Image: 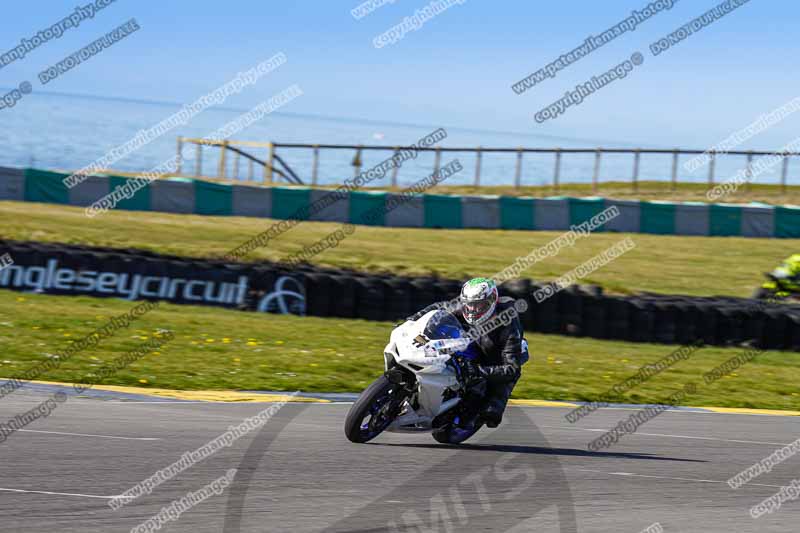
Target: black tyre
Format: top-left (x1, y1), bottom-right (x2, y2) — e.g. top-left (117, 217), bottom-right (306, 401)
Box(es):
top-left (304, 273), bottom-right (334, 317)
top-left (432, 420), bottom-right (482, 445)
top-left (354, 278), bottom-right (388, 321)
top-left (410, 278), bottom-right (438, 312)
top-left (330, 276), bottom-right (357, 318)
top-left (344, 375), bottom-right (404, 443)
top-left (385, 278), bottom-right (415, 322)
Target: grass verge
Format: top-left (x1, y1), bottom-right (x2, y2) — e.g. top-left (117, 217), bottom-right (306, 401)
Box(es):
top-left (2, 201), bottom-right (795, 297)
top-left (1, 289), bottom-right (797, 411)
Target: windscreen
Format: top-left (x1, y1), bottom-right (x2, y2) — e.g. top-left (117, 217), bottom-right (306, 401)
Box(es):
top-left (422, 310), bottom-right (465, 340)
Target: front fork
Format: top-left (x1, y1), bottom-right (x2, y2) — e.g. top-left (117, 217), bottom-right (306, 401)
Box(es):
top-left (383, 367), bottom-right (417, 414)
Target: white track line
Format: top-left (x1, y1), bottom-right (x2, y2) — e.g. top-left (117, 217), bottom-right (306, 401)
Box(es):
top-left (18, 429), bottom-right (160, 441)
top-left (0, 487), bottom-right (116, 499)
top-left (573, 468), bottom-right (784, 489)
top-left (541, 425), bottom-right (789, 446)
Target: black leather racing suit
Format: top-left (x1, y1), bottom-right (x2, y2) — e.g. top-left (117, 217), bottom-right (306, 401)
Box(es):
top-left (407, 297), bottom-right (525, 425)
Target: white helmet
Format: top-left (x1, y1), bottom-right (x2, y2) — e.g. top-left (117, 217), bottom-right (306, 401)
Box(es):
top-left (460, 277), bottom-right (498, 325)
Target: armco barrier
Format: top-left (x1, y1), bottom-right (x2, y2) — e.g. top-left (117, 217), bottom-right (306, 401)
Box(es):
top-left (2, 166), bottom-right (800, 238)
top-left (2, 240), bottom-right (799, 351)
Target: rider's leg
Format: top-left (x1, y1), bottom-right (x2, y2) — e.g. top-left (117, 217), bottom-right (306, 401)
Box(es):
top-left (480, 377), bottom-right (519, 428)
top-left (481, 340), bottom-right (527, 427)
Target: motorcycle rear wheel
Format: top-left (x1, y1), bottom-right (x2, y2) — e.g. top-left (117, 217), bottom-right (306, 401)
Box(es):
top-left (432, 416), bottom-right (483, 445)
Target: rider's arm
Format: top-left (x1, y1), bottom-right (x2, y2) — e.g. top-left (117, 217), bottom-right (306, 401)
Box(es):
top-left (481, 318), bottom-right (523, 383)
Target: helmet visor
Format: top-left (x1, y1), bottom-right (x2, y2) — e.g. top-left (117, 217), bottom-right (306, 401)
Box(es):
top-left (463, 299), bottom-right (491, 318)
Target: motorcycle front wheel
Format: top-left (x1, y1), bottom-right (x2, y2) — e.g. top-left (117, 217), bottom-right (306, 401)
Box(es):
top-left (344, 375), bottom-right (405, 443)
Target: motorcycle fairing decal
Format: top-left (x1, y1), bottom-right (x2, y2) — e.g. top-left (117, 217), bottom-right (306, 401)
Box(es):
top-left (412, 334), bottom-right (429, 348)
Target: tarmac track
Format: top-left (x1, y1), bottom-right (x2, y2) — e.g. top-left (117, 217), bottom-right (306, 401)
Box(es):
top-left (0, 387), bottom-right (798, 532)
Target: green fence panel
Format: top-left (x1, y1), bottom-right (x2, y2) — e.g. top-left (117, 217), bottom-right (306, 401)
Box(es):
top-left (24, 168), bottom-right (69, 205)
top-left (568, 197), bottom-right (606, 230)
top-left (349, 191), bottom-right (386, 226)
top-left (775, 206), bottom-right (800, 238)
top-left (195, 180), bottom-right (232, 216)
top-left (108, 176), bottom-right (151, 211)
top-left (271, 187), bottom-right (311, 220)
top-left (499, 196), bottom-right (535, 230)
top-left (709, 204), bottom-right (743, 236)
top-left (424, 194), bottom-right (462, 228)
top-left (640, 202), bottom-right (676, 235)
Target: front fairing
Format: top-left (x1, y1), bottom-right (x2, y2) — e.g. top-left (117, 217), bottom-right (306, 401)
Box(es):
top-left (386, 310), bottom-right (475, 373)
top-left (383, 310), bottom-right (479, 422)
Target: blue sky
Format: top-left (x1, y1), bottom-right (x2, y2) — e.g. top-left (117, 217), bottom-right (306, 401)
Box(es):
top-left (0, 0), bottom-right (797, 149)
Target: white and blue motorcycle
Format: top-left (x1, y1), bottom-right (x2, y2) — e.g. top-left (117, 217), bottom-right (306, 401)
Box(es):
top-left (344, 309), bottom-right (489, 445)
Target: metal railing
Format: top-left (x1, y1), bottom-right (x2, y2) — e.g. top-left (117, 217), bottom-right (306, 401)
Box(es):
top-left (177, 137), bottom-right (303, 185)
top-left (177, 137), bottom-right (800, 192)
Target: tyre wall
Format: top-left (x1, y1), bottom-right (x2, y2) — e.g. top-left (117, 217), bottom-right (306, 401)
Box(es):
top-left (1, 239), bottom-right (797, 350)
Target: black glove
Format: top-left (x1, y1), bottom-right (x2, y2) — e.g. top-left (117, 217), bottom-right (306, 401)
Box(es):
top-left (458, 358), bottom-right (486, 385)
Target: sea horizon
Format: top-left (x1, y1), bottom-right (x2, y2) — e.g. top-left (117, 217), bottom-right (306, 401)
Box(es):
top-left (1, 90), bottom-right (793, 189)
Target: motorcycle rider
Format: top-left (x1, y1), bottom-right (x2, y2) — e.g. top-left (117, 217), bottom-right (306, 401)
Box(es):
top-left (406, 277), bottom-right (527, 428)
top-left (755, 254), bottom-right (800, 299)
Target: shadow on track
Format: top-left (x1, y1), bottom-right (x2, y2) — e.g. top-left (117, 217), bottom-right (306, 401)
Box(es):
top-left (322, 406), bottom-right (579, 532)
top-left (368, 441), bottom-right (707, 462)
